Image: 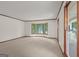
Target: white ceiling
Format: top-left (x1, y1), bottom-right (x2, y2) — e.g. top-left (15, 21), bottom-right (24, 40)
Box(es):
top-left (0, 1), bottom-right (62, 21)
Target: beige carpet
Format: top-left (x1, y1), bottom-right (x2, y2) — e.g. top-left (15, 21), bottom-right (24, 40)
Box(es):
top-left (0, 37), bottom-right (64, 57)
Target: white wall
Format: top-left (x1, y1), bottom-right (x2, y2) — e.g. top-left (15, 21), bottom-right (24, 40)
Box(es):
top-left (25, 20), bottom-right (57, 38)
top-left (57, 2), bottom-right (66, 53)
top-left (0, 15), bottom-right (25, 42)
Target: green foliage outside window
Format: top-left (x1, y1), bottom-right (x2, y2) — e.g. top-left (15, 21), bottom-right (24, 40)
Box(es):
top-left (32, 23), bottom-right (48, 34)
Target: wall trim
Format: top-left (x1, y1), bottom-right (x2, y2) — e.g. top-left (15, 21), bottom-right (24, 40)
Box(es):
top-left (57, 39), bottom-right (66, 57)
top-left (24, 19), bottom-right (56, 22)
top-left (0, 14), bottom-right (25, 22)
top-left (56, 1), bottom-right (64, 20)
top-left (0, 14), bottom-right (56, 22)
top-left (0, 36), bottom-right (56, 43)
top-left (25, 36), bottom-right (57, 39)
top-left (0, 36), bottom-right (26, 43)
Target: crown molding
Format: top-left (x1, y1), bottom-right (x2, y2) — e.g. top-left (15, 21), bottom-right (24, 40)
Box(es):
top-left (0, 14), bottom-right (56, 22)
top-left (23, 18), bottom-right (56, 22)
top-left (56, 1), bottom-right (64, 20)
top-left (0, 14), bottom-right (25, 22)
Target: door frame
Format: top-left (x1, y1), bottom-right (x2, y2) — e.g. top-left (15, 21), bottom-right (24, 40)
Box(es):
top-left (64, 1), bottom-right (79, 57)
top-left (77, 1), bottom-right (79, 57)
top-left (64, 1), bottom-right (71, 57)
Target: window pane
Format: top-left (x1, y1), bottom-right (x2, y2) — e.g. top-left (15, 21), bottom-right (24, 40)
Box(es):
top-left (37, 24), bottom-right (43, 33)
top-left (32, 24), bottom-right (35, 33)
top-left (32, 23), bottom-right (48, 34)
top-left (68, 2), bottom-right (77, 57)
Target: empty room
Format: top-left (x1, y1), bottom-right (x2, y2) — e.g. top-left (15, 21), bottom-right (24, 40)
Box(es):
top-left (0, 0), bottom-right (79, 57)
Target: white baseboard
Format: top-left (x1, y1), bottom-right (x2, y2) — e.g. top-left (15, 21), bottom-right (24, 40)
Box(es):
top-left (0, 36), bottom-right (25, 43)
top-left (0, 36), bottom-right (57, 43)
top-left (25, 36), bottom-right (57, 39)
